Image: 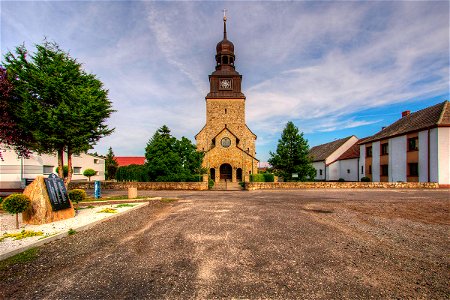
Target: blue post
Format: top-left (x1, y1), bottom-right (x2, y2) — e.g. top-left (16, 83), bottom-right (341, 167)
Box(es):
top-left (94, 180), bottom-right (101, 199)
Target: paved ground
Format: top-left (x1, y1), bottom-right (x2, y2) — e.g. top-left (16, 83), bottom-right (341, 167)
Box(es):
top-left (0, 189), bottom-right (448, 299)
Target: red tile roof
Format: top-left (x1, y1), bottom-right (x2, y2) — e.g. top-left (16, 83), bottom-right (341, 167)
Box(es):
top-left (115, 157), bottom-right (146, 166)
top-left (336, 137), bottom-right (369, 161)
top-left (361, 101), bottom-right (449, 144)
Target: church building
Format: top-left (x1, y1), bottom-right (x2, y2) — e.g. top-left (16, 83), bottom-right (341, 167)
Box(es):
top-left (196, 14), bottom-right (258, 183)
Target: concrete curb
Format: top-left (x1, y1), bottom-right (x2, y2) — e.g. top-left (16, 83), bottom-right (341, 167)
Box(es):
top-left (0, 202), bottom-right (149, 262)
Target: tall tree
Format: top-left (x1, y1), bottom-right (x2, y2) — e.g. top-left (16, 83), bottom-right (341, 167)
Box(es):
top-left (2, 41), bottom-right (114, 185)
top-left (145, 125), bottom-right (204, 182)
top-left (0, 67), bottom-right (33, 160)
top-left (268, 121), bottom-right (315, 181)
top-left (105, 146), bottom-right (118, 180)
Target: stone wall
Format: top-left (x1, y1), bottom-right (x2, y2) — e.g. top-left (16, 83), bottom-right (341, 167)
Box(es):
top-left (69, 181), bottom-right (208, 191)
top-left (245, 181), bottom-right (440, 190)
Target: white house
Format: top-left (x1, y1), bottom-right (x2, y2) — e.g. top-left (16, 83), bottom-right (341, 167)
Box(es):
top-left (309, 136), bottom-right (359, 181)
top-left (359, 100), bottom-right (449, 185)
top-left (0, 147), bottom-right (105, 189)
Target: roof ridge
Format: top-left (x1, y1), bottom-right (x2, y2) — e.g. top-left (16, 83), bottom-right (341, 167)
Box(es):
top-left (437, 100), bottom-right (449, 124)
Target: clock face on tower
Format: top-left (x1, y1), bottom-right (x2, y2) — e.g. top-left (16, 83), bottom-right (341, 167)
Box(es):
top-left (219, 79), bottom-right (232, 90)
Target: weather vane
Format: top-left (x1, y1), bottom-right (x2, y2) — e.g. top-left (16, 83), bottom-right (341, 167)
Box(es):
top-left (223, 8), bottom-right (227, 21)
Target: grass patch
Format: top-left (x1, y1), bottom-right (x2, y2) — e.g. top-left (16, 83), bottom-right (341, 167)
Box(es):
top-left (161, 198), bottom-right (177, 203)
top-left (38, 232), bottom-right (58, 240)
top-left (68, 228), bottom-right (76, 235)
top-left (115, 203), bottom-right (136, 208)
top-left (0, 247), bottom-right (39, 271)
top-left (0, 230), bottom-right (44, 242)
top-left (97, 208), bottom-right (117, 214)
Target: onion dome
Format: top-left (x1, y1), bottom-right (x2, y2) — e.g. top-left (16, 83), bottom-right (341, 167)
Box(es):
top-left (215, 12), bottom-right (235, 69)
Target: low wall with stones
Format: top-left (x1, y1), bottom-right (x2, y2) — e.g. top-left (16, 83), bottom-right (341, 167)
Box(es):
top-left (69, 181), bottom-right (208, 191)
top-left (245, 182), bottom-right (440, 190)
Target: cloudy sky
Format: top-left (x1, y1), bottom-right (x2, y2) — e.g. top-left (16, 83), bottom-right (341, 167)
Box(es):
top-left (1, 1), bottom-right (449, 162)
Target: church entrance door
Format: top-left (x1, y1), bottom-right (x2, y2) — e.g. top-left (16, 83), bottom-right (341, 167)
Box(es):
top-left (220, 164), bottom-right (232, 181)
top-left (236, 168), bottom-right (242, 181)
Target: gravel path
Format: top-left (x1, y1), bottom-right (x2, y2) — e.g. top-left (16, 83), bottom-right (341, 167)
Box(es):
top-left (0, 189), bottom-right (448, 299)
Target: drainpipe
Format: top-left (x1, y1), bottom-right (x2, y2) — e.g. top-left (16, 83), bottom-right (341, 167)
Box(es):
top-left (427, 129), bottom-right (430, 182)
top-left (357, 157), bottom-right (360, 182)
top-left (324, 161), bottom-right (327, 181)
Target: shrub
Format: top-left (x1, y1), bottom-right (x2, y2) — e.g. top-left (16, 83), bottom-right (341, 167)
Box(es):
top-left (83, 169), bottom-right (97, 181)
top-left (55, 165), bottom-right (70, 178)
top-left (338, 178), bottom-right (345, 182)
top-left (208, 179), bottom-right (215, 189)
top-left (68, 189), bottom-right (86, 208)
top-left (2, 194), bottom-right (31, 229)
top-left (361, 176), bottom-right (371, 182)
top-left (0, 197), bottom-right (3, 208)
top-left (250, 173), bottom-right (275, 182)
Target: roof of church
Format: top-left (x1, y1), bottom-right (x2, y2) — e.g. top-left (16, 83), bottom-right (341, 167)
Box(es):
top-left (115, 157), bottom-right (146, 166)
top-left (361, 100), bottom-right (449, 144)
top-left (309, 136), bottom-right (355, 162)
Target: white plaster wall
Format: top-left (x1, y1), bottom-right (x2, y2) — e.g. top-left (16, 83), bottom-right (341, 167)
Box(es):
top-left (312, 161), bottom-right (326, 180)
top-left (437, 127), bottom-right (450, 184)
top-left (389, 136), bottom-right (407, 182)
top-left (418, 130), bottom-right (429, 182)
top-left (324, 136), bottom-right (358, 165)
top-left (372, 141), bottom-right (380, 182)
top-left (359, 145), bottom-right (365, 180)
top-left (429, 128), bottom-right (439, 182)
top-left (338, 158), bottom-right (359, 181)
top-left (327, 161), bottom-right (340, 181)
top-left (0, 147), bottom-right (105, 189)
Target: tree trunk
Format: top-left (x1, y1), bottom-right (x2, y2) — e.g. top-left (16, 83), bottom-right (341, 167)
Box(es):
top-left (65, 146), bottom-right (73, 188)
top-left (57, 147), bottom-right (64, 178)
top-left (15, 213), bottom-right (19, 229)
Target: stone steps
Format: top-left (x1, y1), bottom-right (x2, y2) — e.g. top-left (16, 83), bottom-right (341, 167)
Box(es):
top-left (212, 181), bottom-right (244, 191)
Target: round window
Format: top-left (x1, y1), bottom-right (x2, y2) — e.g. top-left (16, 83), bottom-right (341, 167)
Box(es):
top-left (221, 137), bottom-right (231, 148)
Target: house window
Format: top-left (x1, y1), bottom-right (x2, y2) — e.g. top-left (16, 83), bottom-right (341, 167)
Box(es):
top-left (381, 164), bottom-right (389, 176)
top-left (408, 137), bottom-right (418, 151)
top-left (94, 159), bottom-right (99, 164)
top-left (347, 169), bottom-right (350, 174)
top-left (369, 165), bottom-right (372, 175)
top-left (319, 169), bottom-right (323, 176)
top-left (409, 163), bottom-right (419, 176)
top-left (366, 146), bottom-right (372, 157)
top-left (73, 167), bottom-right (82, 174)
top-left (43, 165), bottom-right (54, 174)
top-left (381, 143), bottom-right (389, 155)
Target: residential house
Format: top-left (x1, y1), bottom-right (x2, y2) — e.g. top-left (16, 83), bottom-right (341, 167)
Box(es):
top-left (310, 136), bottom-right (359, 181)
top-left (359, 100), bottom-right (449, 184)
top-left (0, 147), bottom-right (105, 189)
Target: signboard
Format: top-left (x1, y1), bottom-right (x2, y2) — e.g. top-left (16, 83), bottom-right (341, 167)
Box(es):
top-left (44, 174), bottom-right (71, 211)
top-left (292, 173), bottom-right (299, 178)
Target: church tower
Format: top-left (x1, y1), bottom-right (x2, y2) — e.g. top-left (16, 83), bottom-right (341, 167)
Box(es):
top-left (195, 13), bottom-right (258, 183)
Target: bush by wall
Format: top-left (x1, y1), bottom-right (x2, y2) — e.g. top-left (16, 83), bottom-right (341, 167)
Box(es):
top-left (361, 177), bottom-right (371, 182)
top-left (250, 173), bottom-right (275, 182)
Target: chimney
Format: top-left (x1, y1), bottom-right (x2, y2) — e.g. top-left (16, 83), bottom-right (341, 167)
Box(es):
top-left (402, 110), bottom-right (410, 118)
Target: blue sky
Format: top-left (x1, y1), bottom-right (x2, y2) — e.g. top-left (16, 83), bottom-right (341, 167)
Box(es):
top-left (1, 1), bottom-right (449, 163)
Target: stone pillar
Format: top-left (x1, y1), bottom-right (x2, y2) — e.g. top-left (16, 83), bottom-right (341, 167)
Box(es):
top-left (128, 187), bottom-right (137, 199)
top-left (232, 168), bottom-right (237, 183)
top-left (203, 174), bottom-right (209, 182)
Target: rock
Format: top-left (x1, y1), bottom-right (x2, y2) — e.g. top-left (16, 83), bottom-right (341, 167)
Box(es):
top-left (22, 176), bottom-right (75, 225)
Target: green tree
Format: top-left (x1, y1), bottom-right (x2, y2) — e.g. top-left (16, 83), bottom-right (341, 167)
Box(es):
top-left (83, 168), bottom-right (97, 181)
top-left (2, 41), bottom-right (114, 186)
top-left (55, 165), bottom-right (70, 178)
top-left (268, 121), bottom-right (315, 181)
top-left (105, 147), bottom-right (118, 180)
top-left (145, 125), bottom-right (204, 182)
top-left (2, 194), bottom-right (31, 229)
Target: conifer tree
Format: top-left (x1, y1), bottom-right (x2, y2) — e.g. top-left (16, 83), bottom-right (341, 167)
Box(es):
top-left (105, 147), bottom-right (118, 180)
top-left (268, 121), bottom-right (315, 181)
top-left (1, 41), bottom-right (114, 185)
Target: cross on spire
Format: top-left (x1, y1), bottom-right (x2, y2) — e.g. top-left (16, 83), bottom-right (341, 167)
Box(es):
top-left (223, 9), bottom-right (227, 39)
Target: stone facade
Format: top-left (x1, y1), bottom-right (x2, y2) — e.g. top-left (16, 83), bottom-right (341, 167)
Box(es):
top-left (195, 16), bottom-right (258, 183)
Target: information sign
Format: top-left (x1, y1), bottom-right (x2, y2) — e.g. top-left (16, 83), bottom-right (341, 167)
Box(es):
top-left (44, 174), bottom-right (71, 211)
